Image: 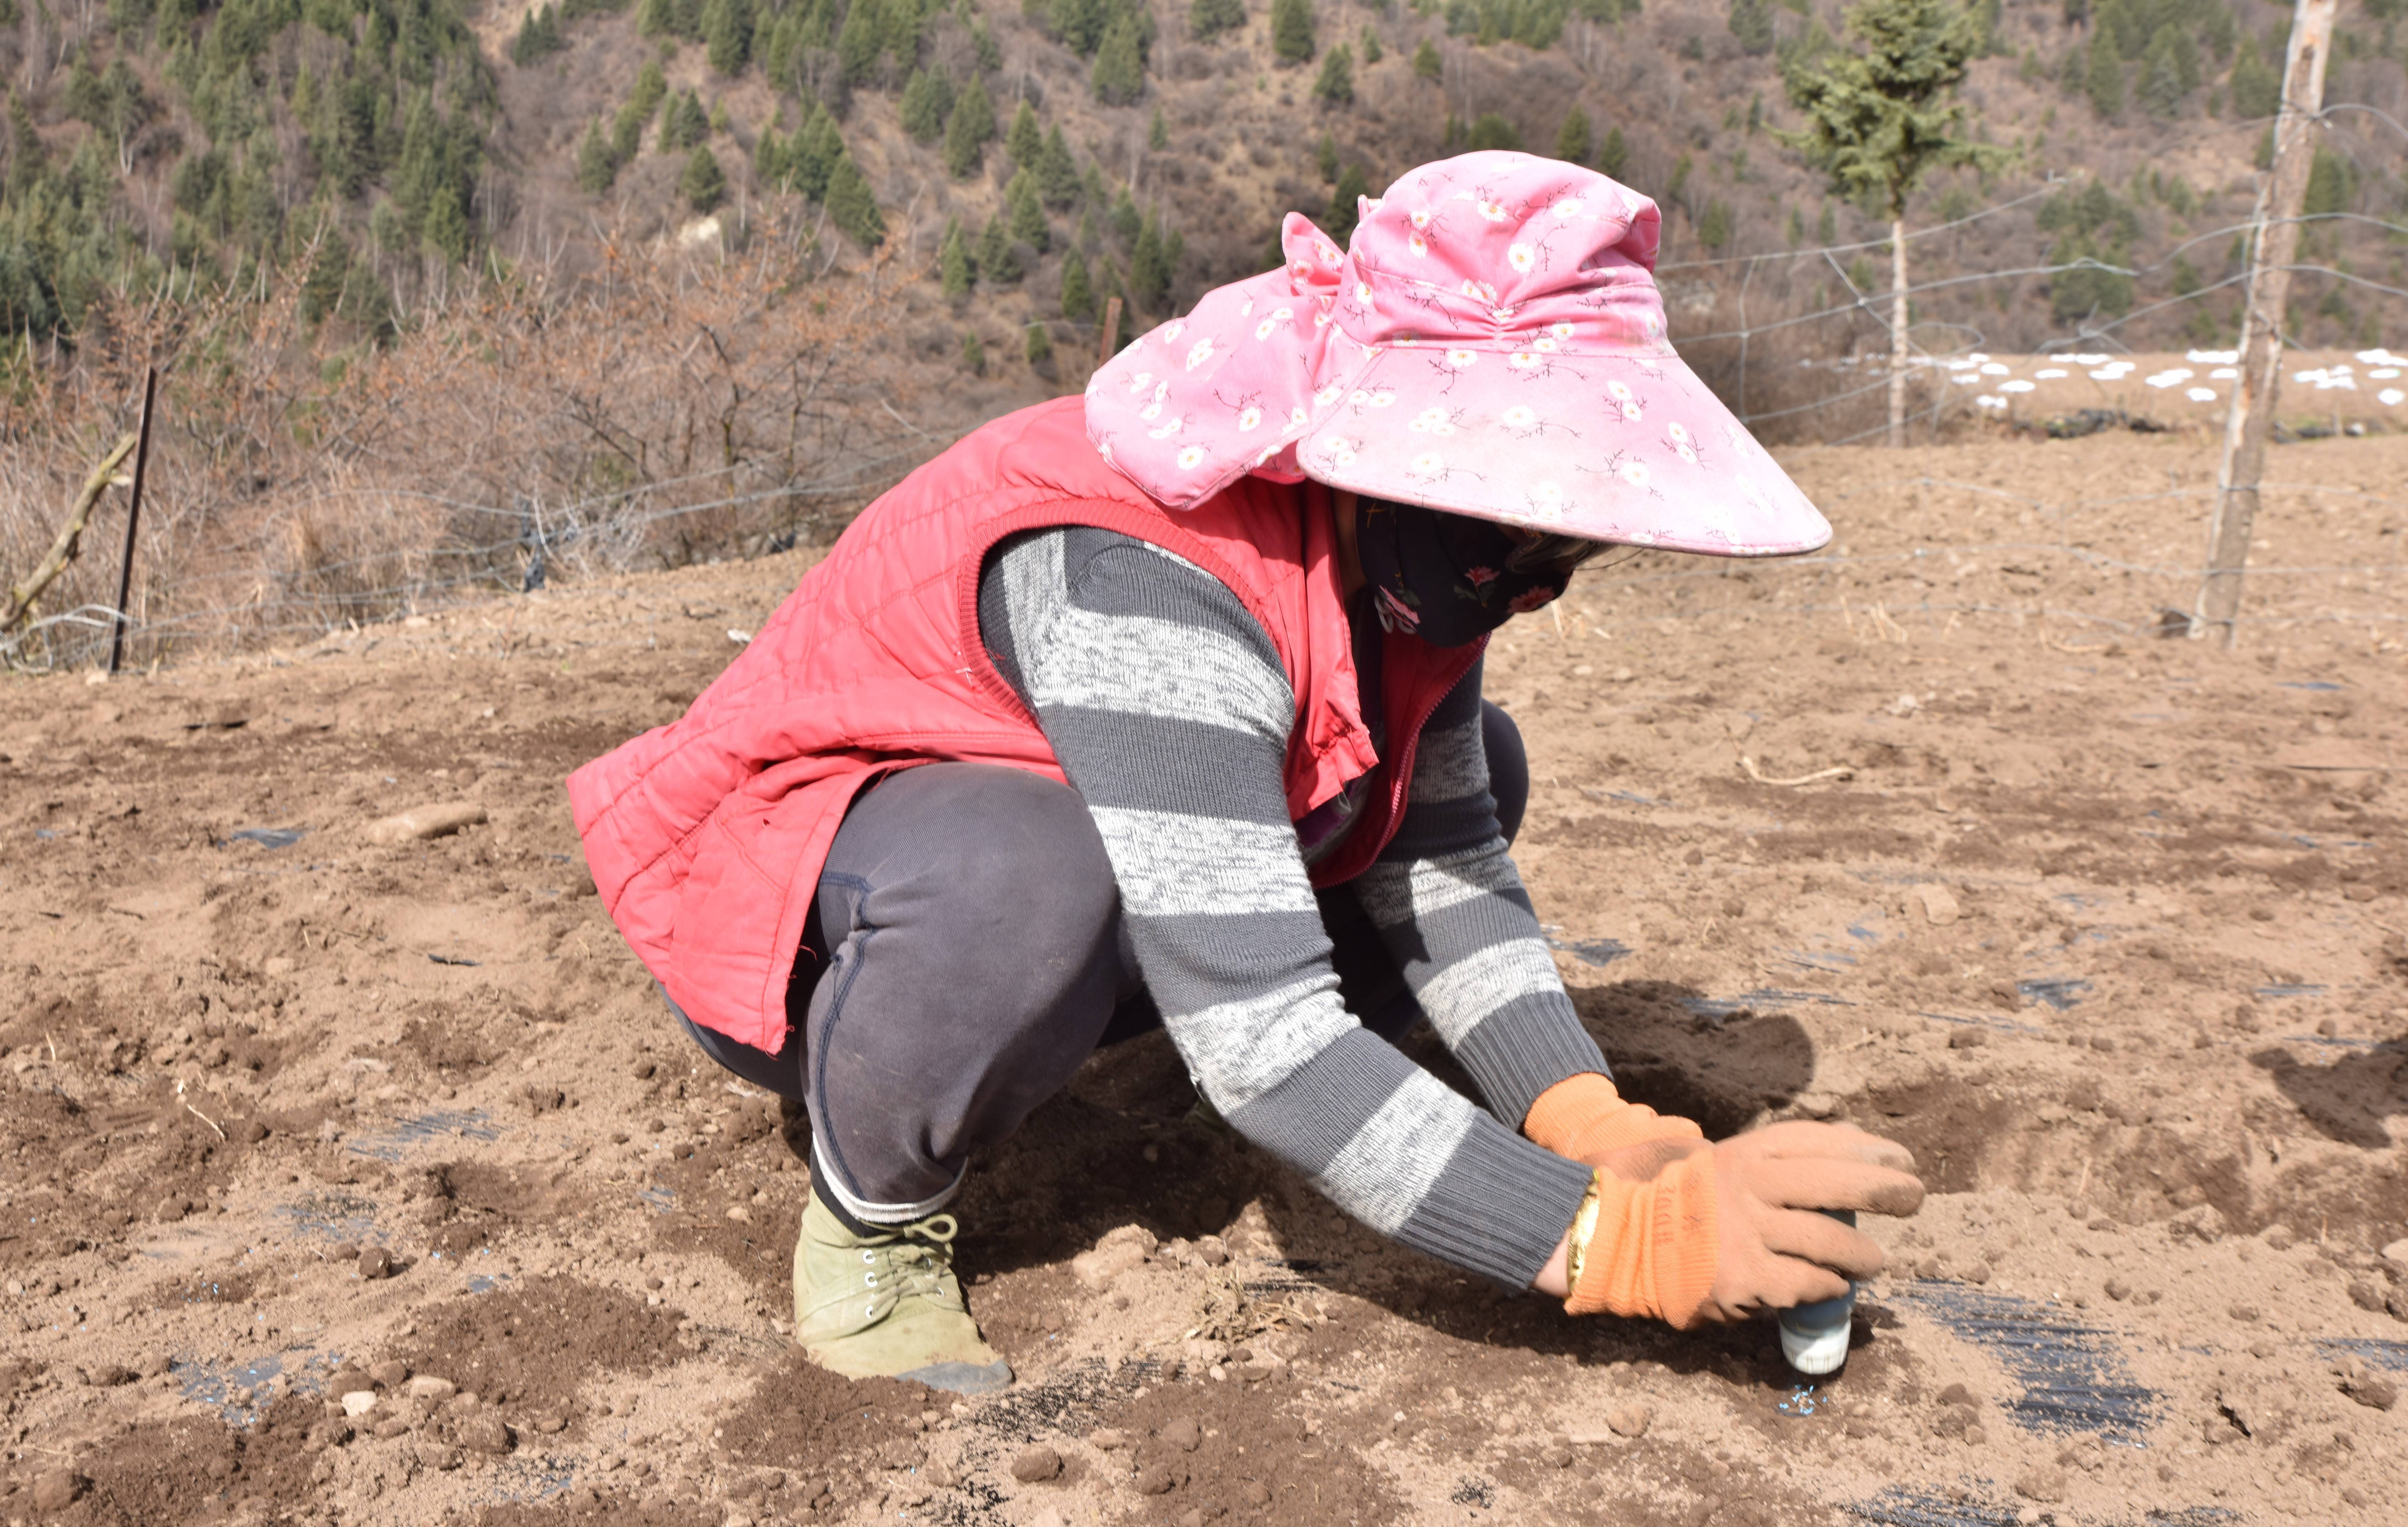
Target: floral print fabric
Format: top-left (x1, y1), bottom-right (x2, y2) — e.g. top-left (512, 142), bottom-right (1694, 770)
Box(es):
top-left (1084, 151), bottom-right (1831, 559)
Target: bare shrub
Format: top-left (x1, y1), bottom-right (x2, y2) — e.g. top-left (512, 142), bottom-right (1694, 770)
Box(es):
top-left (1, 220), bottom-right (935, 670)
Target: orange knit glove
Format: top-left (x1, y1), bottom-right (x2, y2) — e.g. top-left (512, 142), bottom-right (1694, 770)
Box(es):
top-left (1523, 1073), bottom-right (1705, 1166)
top-left (1562, 1122), bottom-right (1926, 1331)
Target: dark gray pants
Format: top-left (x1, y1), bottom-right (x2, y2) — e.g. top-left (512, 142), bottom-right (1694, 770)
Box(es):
top-left (671, 703), bottom-right (1528, 1226)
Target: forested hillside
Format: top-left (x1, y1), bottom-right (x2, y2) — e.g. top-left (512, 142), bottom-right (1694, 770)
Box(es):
top-left (4, 0), bottom-right (2405, 375)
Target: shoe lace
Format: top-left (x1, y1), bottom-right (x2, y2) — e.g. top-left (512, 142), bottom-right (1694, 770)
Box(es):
top-left (875, 1213), bottom-right (960, 1301)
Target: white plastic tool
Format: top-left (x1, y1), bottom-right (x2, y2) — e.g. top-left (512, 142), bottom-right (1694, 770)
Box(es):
top-left (1778, 1208), bottom-right (1857, 1376)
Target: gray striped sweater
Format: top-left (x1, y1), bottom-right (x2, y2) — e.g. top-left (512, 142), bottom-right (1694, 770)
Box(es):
top-left (979, 526), bottom-right (1603, 1287)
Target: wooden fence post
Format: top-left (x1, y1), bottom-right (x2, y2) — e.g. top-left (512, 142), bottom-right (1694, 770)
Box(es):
top-left (108, 366), bottom-right (159, 675)
top-left (2196, 0), bottom-right (2337, 647)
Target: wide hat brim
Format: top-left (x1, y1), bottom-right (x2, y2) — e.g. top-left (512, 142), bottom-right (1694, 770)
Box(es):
top-left (1284, 342), bottom-right (1830, 557)
top-left (1085, 153), bottom-right (1831, 558)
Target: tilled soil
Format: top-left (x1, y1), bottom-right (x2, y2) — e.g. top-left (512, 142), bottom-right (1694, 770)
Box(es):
top-left (3, 430), bottom-right (2405, 1526)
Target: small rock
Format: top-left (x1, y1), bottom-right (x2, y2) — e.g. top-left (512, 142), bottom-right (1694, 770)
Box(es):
top-left (363, 802), bottom-right (488, 845)
top-left (2381, 1238), bottom-right (2408, 1266)
top-left (341, 1390), bottom-right (378, 1417)
top-left (1010, 1445), bottom-right (1061, 1483)
top-left (1091, 1428), bottom-right (1129, 1451)
top-left (2013, 1465), bottom-right (2067, 1503)
top-left (1072, 1224), bottom-right (1159, 1289)
top-left (1915, 884), bottom-right (1961, 925)
top-left (88, 1363), bottom-right (135, 1387)
top-left (368, 1359), bottom-right (410, 1388)
top-left (1605, 1404), bottom-right (1653, 1439)
top-left (416, 1442), bottom-right (462, 1471)
top-left (139, 1352), bottom-right (171, 1379)
top-left (1194, 1236), bottom-right (1230, 1267)
top-left (1544, 1443), bottom-right (1575, 1469)
top-left (1934, 1383), bottom-right (1976, 1408)
top-left (358, 1246), bottom-right (398, 1280)
top-left (2228, 1304), bottom-right (2261, 1324)
top-left (2104, 1277), bottom-right (2133, 1301)
top-left (33, 1468), bottom-right (88, 1511)
top-left (925, 1460), bottom-right (957, 1489)
top-left (458, 1413), bottom-right (513, 1455)
top-left (1134, 1463), bottom-right (1179, 1495)
top-left (407, 1375), bottom-right (457, 1402)
top-left (1960, 1261), bottom-right (1991, 1285)
top-left (1241, 1480), bottom-right (1272, 1506)
top-left (1159, 1416), bottom-right (1202, 1452)
top-left (1947, 1027), bottom-right (1986, 1050)
top-left (2345, 1378), bottom-right (2399, 1412)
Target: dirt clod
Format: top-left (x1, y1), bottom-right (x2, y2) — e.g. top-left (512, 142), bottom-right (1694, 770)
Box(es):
top-left (2014, 1465), bottom-right (2068, 1503)
top-left (1135, 1463), bottom-right (1179, 1495)
top-left (1606, 1404), bottom-right (1653, 1438)
top-left (32, 1469), bottom-right (88, 1511)
top-left (358, 1246), bottom-right (397, 1280)
top-left (1011, 1444), bottom-right (1063, 1482)
top-left (1159, 1416), bottom-right (1202, 1452)
top-left (457, 1413), bottom-right (513, 1454)
top-left (2344, 1378), bottom-right (2399, 1412)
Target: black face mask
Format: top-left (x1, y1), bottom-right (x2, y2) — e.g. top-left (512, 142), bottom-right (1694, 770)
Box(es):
top-left (1354, 498), bottom-right (1573, 648)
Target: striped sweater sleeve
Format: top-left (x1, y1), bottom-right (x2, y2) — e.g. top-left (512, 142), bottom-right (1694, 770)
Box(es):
top-left (980, 527), bottom-right (1593, 1289)
top-left (1351, 667), bottom-right (1611, 1130)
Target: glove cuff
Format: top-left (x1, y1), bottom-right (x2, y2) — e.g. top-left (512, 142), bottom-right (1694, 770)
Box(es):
top-left (1561, 1150), bottom-right (1721, 1328)
top-left (1524, 1073), bottom-right (1705, 1162)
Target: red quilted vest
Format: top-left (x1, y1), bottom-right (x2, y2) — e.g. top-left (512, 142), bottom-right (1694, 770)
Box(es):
top-left (566, 397), bottom-right (1482, 1051)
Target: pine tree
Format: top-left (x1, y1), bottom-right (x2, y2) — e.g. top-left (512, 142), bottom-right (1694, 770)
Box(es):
top-left (576, 118), bottom-right (619, 192)
top-left (2227, 37), bottom-right (2277, 119)
top-left (961, 330), bottom-right (987, 375)
top-left (901, 69), bottom-right (951, 142)
top-left (1037, 122), bottom-right (1080, 207)
top-left (1465, 112), bottom-right (1520, 150)
top-left (1727, 0), bottom-right (1773, 55)
top-left (1781, 0), bottom-right (1994, 446)
top-left (1311, 42), bottom-right (1353, 104)
top-left (795, 105), bottom-right (843, 199)
top-left (1149, 106), bottom-right (1169, 149)
top-left (1060, 245), bottom-right (1095, 319)
top-left (826, 149), bottom-right (885, 245)
top-left (615, 59), bottom-right (668, 161)
top-left (681, 145), bottom-right (727, 211)
top-left (660, 89), bottom-right (710, 152)
top-left (1006, 100), bottom-right (1043, 170)
top-left (940, 218), bottom-right (972, 295)
top-left (2137, 26), bottom-right (2185, 118)
top-left (2084, 25), bottom-right (2124, 119)
top-left (975, 214), bottom-right (1021, 281)
top-left (2302, 145), bottom-right (2350, 217)
top-left (944, 73), bottom-right (995, 177)
top-left (1025, 321), bottom-right (1053, 366)
top-left (1599, 124), bottom-right (1628, 177)
top-left (754, 125), bottom-right (788, 190)
top-left (1554, 104), bottom-right (1591, 164)
top-left (1698, 198), bottom-right (1733, 248)
top-left (1411, 38), bottom-right (1439, 79)
top-left (703, 0), bottom-right (753, 74)
top-left (1271, 0), bottom-right (1313, 62)
top-left (1007, 168), bottom-right (1049, 251)
top-left (1360, 24), bottom-right (1381, 62)
top-left (299, 227), bottom-right (351, 325)
top-left (838, 0), bottom-right (886, 85)
top-left (1325, 161), bottom-right (1368, 244)
top-left (1129, 211), bottom-right (1169, 308)
top-left (1091, 17), bottom-right (1145, 103)
top-left (637, 0), bottom-right (675, 36)
top-left (1109, 187), bottom-right (1141, 244)
top-left (1191, 0), bottom-right (1243, 42)
top-left (1316, 132), bottom-right (1338, 181)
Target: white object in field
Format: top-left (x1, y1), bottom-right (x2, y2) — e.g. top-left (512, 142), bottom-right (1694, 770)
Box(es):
top-left (1778, 1208), bottom-right (1857, 1377)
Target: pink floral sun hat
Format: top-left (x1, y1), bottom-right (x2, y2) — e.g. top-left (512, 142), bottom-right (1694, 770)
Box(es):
top-left (1084, 151), bottom-right (1829, 557)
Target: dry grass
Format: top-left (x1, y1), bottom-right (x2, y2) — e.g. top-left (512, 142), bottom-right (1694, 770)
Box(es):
top-left (0, 219), bottom-right (937, 671)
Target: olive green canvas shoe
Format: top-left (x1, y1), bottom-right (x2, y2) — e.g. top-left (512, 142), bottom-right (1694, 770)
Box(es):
top-left (792, 1194), bottom-right (1012, 1395)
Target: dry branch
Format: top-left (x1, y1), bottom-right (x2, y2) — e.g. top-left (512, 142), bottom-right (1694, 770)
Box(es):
top-left (1, 432), bottom-right (139, 634)
top-left (1740, 756), bottom-right (1856, 787)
